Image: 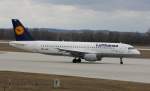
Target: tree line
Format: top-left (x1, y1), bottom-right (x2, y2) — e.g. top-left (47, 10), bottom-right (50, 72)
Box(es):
top-left (0, 28), bottom-right (150, 45)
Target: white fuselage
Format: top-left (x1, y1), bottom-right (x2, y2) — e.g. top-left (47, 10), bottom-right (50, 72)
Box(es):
top-left (9, 41), bottom-right (140, 61)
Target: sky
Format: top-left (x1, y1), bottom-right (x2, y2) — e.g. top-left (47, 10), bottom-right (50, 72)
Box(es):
top-left (0, 0), bottom-right (150, 32)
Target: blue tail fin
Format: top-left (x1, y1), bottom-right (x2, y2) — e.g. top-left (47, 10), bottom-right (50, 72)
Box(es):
top-left (12, 19), bottom-right (33, 41)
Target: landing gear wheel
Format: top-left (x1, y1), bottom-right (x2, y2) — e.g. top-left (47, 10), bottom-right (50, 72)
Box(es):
top-left (73, 59), bottom-right (77, 63)
top-left (77, 58), bottom-right (81, 63)
top-left (120, 61), bottom-right (123, 64)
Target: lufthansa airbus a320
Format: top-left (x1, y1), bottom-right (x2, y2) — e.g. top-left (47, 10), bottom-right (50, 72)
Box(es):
top-left (9, 19), bottom-right (141, 64)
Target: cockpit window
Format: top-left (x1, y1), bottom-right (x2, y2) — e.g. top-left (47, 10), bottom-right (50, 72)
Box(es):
top-left (128, 47), bottom-right (135, 50)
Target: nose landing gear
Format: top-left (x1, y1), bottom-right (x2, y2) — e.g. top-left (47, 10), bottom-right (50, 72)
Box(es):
top-left (120, 58), bottom-right (123, 64)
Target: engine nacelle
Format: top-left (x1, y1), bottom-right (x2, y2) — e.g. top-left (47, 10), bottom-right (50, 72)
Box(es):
top-left (84, 54), bottom-right (99, 61)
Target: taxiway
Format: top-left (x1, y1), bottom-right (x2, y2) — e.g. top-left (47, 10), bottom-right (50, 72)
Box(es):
top-left (0, 51), bottom-right (150, 83)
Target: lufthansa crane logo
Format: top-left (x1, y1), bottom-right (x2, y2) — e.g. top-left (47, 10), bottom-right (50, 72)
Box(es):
top-left (15, 26), bottom-right (24, 36)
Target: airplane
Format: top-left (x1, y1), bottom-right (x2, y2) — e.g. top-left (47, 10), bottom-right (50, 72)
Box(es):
top-left (9, 19), bottom-right (141, 64)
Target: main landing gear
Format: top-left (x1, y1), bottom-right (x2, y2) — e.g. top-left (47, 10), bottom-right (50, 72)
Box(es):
top-left (72, 58), bottom-right (81, 63)
top-left (120, 57), bottom-right (123, 64)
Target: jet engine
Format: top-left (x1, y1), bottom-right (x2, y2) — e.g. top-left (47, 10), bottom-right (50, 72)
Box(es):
top-left (84, 54), bottom-right (101, 61)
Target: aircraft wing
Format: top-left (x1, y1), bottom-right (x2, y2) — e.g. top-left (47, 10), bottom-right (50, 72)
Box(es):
top-left (57, 48), bottom-right (95, 57)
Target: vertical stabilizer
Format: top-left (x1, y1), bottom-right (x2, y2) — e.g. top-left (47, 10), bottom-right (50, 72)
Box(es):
top-left (12, 19), bottom-right (33, 41)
